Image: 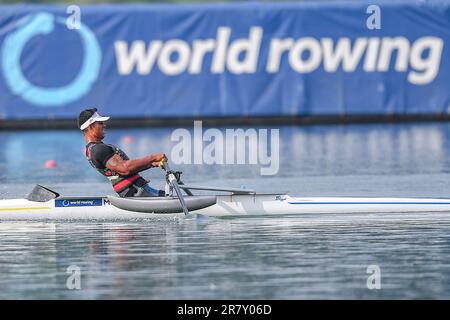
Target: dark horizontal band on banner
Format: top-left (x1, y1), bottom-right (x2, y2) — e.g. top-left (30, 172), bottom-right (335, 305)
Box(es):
top-left (2, 114), bottom-right (450, 130)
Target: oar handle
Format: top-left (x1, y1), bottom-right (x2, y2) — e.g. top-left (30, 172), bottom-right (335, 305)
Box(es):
top-left (160, 159), bottom-right (168, 170)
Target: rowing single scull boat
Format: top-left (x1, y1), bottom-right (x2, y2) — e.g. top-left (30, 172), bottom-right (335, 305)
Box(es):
top-left (1, 185), bottom-right (450, 220)
top-left (2, 164), bottom-right (450, 220)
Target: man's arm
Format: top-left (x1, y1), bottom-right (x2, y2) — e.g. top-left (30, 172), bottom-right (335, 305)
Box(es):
top-left (105, 153), bottom-right (167, 176)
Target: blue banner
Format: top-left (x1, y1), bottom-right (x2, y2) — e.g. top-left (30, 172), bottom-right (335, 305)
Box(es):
top-left (1, 2), bottom-right (450, 120)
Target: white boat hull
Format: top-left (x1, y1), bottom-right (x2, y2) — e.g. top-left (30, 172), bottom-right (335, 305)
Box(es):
top-left (1, 194), bottom-right (450, 220)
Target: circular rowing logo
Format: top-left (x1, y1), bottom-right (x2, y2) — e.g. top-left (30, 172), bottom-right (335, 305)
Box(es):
top-left (1, 12), bottom-right (102, 107)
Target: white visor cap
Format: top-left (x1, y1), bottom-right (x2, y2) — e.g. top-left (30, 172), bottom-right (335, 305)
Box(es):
top-left (80, 112), bottom-right (110, 130)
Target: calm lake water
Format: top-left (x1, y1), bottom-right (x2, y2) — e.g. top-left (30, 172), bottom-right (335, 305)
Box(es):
top-left (1, 122), bottom-right (450, 299)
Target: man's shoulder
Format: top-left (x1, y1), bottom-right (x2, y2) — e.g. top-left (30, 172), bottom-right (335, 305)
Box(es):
top-left (88, 142), bottom-right (115, 157)
top-left (88, 142), bottom-right (115, 149)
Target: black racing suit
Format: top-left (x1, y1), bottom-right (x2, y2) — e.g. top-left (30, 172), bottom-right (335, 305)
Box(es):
top-left (85, 142), bottom-right (164, 197)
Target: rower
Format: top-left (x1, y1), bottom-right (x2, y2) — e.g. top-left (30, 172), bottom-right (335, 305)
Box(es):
top-left (78, 108), bottom-right (167, 198)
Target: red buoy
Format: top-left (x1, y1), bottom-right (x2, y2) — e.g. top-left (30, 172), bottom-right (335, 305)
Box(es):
top-left (45, 160), bottom-right (57, 168)
top-left (122, 136), bottom-right (134, 144)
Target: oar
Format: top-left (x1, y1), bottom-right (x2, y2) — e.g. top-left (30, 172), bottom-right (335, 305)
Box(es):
top-left (160, 161), bottom-right (190, 215)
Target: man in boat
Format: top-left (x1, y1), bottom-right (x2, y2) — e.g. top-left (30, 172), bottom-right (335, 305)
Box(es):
top-left (78, 108), bottom-right (167, 197)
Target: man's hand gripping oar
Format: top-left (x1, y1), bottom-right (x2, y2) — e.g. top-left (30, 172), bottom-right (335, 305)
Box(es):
top-left (160, 160), bottom-right (190, 215)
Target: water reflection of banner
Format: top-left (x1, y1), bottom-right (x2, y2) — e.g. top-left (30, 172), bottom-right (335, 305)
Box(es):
top-left (0, 3), bottom-right (450, 120)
